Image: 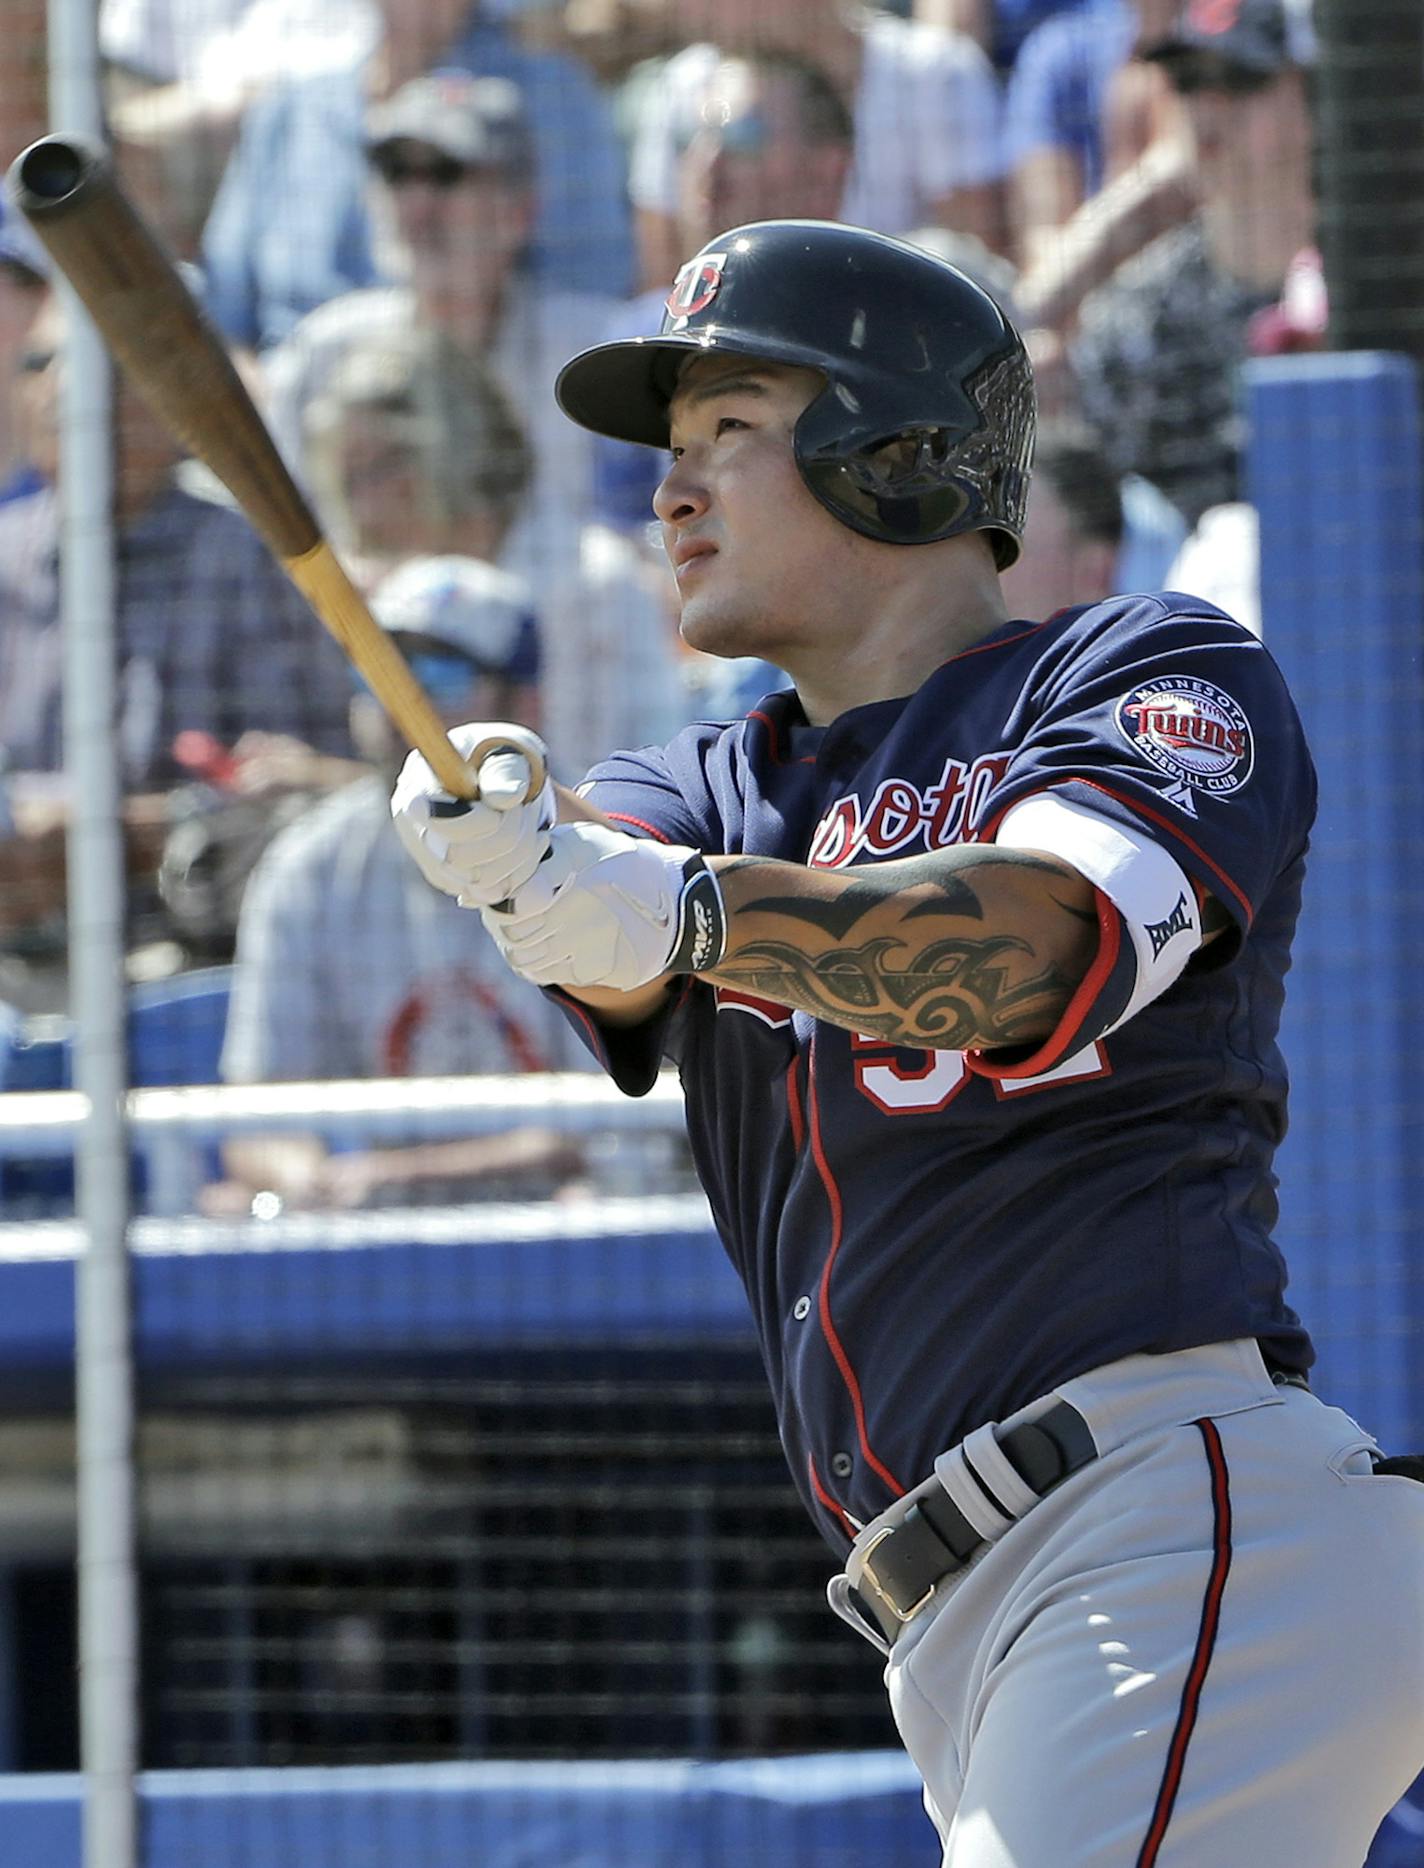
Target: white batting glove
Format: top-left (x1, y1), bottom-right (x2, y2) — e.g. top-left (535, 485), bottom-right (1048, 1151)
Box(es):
top-left (390, 722), bottom-right (555, 909)
top-left (482, 821), bottom-right (727, 992)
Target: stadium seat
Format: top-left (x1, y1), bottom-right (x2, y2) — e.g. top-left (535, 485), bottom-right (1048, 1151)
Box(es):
top-left (0, 969), bottom-right (234, 1094)
top-left (0, 972), bottom-right (234, 1216)
top-left (0, 1004), bottom-right (70, 1093)
top-left (0, 1004), bottom-right (74, 1212)
top-left (126, 967), bottom-right (233, 1088)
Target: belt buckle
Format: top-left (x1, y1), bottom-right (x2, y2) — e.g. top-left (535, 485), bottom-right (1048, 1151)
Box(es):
top-left (857, 1525), bottom-right (937, 1626)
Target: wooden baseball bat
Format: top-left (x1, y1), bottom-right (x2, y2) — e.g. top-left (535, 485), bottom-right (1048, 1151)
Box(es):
top-left (6, 132), bottom-right (543, 803)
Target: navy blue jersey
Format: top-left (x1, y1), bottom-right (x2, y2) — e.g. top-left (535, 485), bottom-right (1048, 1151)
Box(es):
top-left (557, 595), bottom-right (1318, 1548)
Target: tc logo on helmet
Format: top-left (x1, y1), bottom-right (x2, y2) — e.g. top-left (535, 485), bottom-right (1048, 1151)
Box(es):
top-left (665, 252), bottom-right (728, 324)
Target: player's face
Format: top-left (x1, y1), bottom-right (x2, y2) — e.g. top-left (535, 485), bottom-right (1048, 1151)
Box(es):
top-left (657, 353), bottom-right (866, 665)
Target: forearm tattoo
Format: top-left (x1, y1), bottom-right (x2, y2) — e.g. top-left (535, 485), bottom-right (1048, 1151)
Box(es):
top-left (709, 851), bottom-right (1093, 1049)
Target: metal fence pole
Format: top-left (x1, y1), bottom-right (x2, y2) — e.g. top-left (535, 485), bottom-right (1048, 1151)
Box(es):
top-left (46, 1), bottom-right (140, 1864)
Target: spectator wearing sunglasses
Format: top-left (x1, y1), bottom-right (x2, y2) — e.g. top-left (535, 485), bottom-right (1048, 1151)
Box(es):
top-left (1069, 0), bottom-right (1316, 526)
top-left (264, 73), bottom-right (614, 595)
top-left (200, 0), bottom-right (632, 354)
top-left (211, 550), bottom-right (597, 1216)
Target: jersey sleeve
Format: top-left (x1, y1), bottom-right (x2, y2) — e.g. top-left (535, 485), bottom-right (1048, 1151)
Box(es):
top-left (963, 597), bottom-right (1316, 1080)
top-left (576, 728), bottom-right (726, 849)
top-left (985, 597), bottom-right (1316, 932)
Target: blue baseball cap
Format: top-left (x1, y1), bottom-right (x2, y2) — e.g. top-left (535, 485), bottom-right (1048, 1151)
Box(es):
top-left (370, 556), bottom-right (541, 687)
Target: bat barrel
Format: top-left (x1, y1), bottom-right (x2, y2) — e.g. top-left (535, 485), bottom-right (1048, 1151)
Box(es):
top-left (11, 135), bottom-right (100, 213)
top-left (3, 133), bottom-right (508, 807)
top-left (7, 133), bottom-right (322, 563)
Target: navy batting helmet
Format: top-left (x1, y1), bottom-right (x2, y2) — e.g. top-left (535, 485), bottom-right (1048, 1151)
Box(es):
top-left (555, 219), bottom-right (1035, 566)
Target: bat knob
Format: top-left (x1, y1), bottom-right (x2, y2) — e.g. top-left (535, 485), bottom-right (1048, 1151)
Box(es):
top-left (464, 733), bottom-right (548, 805)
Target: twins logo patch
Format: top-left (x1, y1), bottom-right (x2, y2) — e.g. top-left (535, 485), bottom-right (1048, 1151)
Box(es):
top-left (1115, 676), bottom-right (1254, 808)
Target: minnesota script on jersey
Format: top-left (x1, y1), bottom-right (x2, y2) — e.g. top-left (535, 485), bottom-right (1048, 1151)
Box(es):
top-left (555, 595), bottom-right (1318, 1546)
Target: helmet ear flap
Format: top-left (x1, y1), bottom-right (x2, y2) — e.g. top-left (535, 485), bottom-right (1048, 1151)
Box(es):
top-left (851, 429), bottom-right (963, 498)
top-left (800, 426), bottom-right (975, 547)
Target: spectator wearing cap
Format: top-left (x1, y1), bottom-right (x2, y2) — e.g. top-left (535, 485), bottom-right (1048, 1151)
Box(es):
top-left (200, 0), bottom-right (632, 354)
top-left (211, 551), bottom-right (594, 1215)
top-left (1071, 0), bottom-right (1317, 525)
top-left (626, 0), bottom-right (1005, 288)
top-left (296, 323), bottom-right (687, 785)
top-left (0, 203), bottom-right (49, 507)
top-left (263, 71), bottom-right (614, 589)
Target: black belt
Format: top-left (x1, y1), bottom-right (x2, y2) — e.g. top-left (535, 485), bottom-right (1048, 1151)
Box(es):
top-left (849, 1399), bottom-right (1098, 1645)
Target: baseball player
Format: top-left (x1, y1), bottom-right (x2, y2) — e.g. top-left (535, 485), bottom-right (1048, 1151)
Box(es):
top-left (389, 221), bottom-right (1424, 1865)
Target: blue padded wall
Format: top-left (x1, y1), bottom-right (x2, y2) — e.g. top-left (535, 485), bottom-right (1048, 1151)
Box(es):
top-left (1247, 352), bottom-right (1424, 1453)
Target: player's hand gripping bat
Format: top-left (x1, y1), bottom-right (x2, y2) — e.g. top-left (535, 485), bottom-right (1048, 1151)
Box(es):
top-left (5, 132), bottom-right (544, 806)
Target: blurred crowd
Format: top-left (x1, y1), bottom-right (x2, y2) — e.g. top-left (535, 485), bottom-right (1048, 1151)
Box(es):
top-left (0, 0), bottom-right (1326, 1207)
